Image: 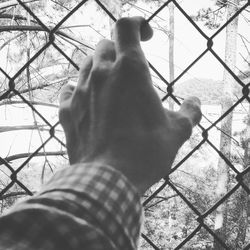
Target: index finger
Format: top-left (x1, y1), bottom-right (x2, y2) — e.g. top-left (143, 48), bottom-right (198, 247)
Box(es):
top-left (113, 16), bottom-right (153, 54)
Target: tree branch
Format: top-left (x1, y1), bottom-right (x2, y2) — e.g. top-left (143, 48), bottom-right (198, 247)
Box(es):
top-left (0, 33), bottom-right (24, 51)
top-left (144, 194), bottom-right (178, 210)
top-left (0, 14), bottom-right (94, 52)
top-left (4, 151), bottom-right (67, 164)
top-left (0, 125), bottom-right (49, 133)
top-left (0, 191), bottom-right (35, 200)
top-left (0, 0), bottom-right (39, 10)
top-left (1, 75), bottom-right (74, 99)
top-left (9, 82), bottom-right (51, 97)
top-left (0, 100), bottom-right (58, 108)
top-left (0, 13), bottom-right (37, 23)
top-left (238, 33), bottom-right (250, 56)
top-left (0, 25), bottom-right (94, 50)
top-left (239, 52), bottom-right (250, 66)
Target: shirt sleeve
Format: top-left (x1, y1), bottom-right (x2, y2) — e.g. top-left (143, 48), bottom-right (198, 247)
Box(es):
top-left (0, 163), bottom-right (143, 250)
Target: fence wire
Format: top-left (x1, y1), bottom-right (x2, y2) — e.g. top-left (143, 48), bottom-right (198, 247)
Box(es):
top-left (0, 0), bottom-right (250, 249)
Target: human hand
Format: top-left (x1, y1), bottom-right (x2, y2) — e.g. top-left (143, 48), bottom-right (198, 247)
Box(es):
top-left (59, 17), bottom-right (202, 194)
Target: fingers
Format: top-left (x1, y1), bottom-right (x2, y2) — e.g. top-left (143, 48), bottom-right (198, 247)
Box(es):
top-left (59, 56), bottom-right (93, 106)
top-left (59, 84), bottom-right (75, 128)
top-left (178, 97), bottom-right (202, 127)
top-left (59, 84), bottom-right (75, 105)
top-left (59, 56), bottom-right (93, 125)
top-left (77, 56), bottom-right (93, 89)
top-left (94, 39), bottom-right (116, 63)
top-left (71, 56), bottom-right (93, 116)
top-left (114, 16), bottom-right (153, 54)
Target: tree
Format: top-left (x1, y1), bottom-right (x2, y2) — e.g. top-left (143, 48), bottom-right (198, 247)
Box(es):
top-left (192, 0), bottom-right (250, 248)
top-left (1, 1), bottom-right (249, 249)
top-left (214, 0), bottom-right (239, 249)
top-left (234, 107), bottom-right (250, 249)
top-left (168, 2), bottom-right (175, 110)
top-left (0, 0), bottom-right (94, 207)
top-left (100, 0), bottom-right (122, 36)
top-left (228, 72), bottom-right (250, 249)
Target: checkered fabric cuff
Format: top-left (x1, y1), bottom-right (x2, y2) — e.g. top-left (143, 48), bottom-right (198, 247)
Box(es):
top-left (36, 163), bottom-right (143, 249)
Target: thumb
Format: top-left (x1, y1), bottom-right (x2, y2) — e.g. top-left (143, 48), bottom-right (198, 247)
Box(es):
top-left (114, 16), bottom-right (153, 54)
top-left (178, 97), bottom-right (202, 127)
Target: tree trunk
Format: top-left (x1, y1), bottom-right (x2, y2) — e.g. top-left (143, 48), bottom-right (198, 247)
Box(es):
top-left (234, 190), bottom-right (248, 249)
top-left (234, 104), bottom-right (250, 249)
top-left (168, 2), bottom-right (175, 110)
top-left (214, 1), bottom-right (239, 249)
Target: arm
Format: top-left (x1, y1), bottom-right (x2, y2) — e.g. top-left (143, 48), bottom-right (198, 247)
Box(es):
top-left (59, 16), bottom-right (201, 195)
top-left (0, 17), bottom-right (201, 250)
top-left (0, 163), bottom-right (142, 249)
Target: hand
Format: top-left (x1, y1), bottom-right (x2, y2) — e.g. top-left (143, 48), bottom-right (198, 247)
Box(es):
top-left (59, 16), bottom-right (202, 194)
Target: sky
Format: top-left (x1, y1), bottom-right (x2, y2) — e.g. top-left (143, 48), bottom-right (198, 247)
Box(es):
top-left (65, 0), bottom-right (250, 82)
top-left (139, 0), bottom-right (250, 82)
top-left (1, 0), bottom-right (249, 81)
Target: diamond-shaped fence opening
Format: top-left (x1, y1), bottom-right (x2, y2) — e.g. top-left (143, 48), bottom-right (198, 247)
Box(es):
top-left (0, 0), bottom-right (250, 249)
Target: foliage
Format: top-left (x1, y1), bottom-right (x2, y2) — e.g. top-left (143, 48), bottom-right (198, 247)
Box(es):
top-left (174, 78), bottom-right (244, 105)
top-left (192, 7), bottom-right (225, 29)
top-left (141, 134), bottom-right (218, 249)
top-left (0, 1), bottom-right (250, 249)
top-left (191, 0), bottom-right (248, 29)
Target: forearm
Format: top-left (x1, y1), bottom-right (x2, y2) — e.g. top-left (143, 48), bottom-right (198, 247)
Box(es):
top-left (0, 163), bottom-right (143, 250)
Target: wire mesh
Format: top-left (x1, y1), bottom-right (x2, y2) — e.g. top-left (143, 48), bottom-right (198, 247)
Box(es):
top-left (0, 0), bottom-right (250, 249)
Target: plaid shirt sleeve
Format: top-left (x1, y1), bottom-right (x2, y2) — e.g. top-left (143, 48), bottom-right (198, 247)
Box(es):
top-left (0, 163), bottom-right (143, 250)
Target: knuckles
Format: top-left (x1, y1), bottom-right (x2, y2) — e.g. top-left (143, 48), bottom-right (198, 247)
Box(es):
top-left (89, 64), bottom-right (111, 84)
top-left (116, 52), bottom-right (147, 74)
top-left (115, 17), bottom-right (133, 32)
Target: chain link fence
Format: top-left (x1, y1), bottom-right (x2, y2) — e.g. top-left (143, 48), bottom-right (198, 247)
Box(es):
top-left (0, 0), bottom-right (250, 249)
